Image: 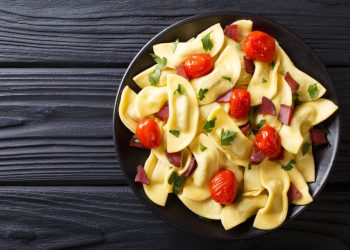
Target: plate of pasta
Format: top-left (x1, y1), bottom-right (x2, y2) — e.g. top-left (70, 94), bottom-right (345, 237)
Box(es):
top-left (113, 13), bottom-right (340, 239)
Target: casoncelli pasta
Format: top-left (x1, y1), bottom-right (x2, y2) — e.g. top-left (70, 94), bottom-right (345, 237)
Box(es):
top-left (119, 19), bottom-right (338, 231)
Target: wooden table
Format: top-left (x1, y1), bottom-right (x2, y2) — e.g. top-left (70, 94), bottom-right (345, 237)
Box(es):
top-left (0, 1), bottom-right (349, 249)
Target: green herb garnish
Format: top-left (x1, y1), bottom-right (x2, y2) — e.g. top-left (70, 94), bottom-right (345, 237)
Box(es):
top-left (236, 43), bottom-right (242, 51)
top-left (201, 32), bottom-right (213, 52)
top-left (281, 160), bottom-right (296, 171)
top-left (317, 124), bottom-right (330, 135)
top-left (203, 118), bottom-right (216, 133)
top-left (308, 83), bottom-right (319, 100)
top-left (262, 77), bottom-right (267, 83)
top-left (271, 61), bottom-right (276, 70)
top-left (132, 135), bottom-right (140, 143)
top-left (302, 143), bottom-right (311, 156)
top-left (248, 108), bottom-right (255, 125)
top-left (220, 129), bottom-right (237, 146)
top-left (168, 171), bottom-right (178, 185)
top-left (222, 76), bottom-right (232, 81)
top-left (248, 164), bottom-right (252, 170)
top-left (200, 143), bottom-right (207, 152)
top-left (172, 39), bottom-right (179, 53)
top-left (169, 130), bottom-right (180, 137)
top-left (198, 88), bottom-right (208, 101)
top-left (173, 175), bottom-right (186, 194)
top-left (149, 54), bottom-right (167, 86)
top-left (256, 119), bottom-right (266, 129)
top-left (294, 93), bottom-right (301, 107)
top-left (174, 84), bottom-right (185, 95)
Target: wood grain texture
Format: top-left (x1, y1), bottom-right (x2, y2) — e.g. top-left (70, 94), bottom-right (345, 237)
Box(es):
top-left (0, 0), bottom-right (348, 66)
top-left (0, 67), bottom-right (347, 185)
top-left (0, 186), bottom-right (346, 250)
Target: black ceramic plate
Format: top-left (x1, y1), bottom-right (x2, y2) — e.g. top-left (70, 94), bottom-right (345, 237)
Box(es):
top-left (113, 12), bottom-right (340, 240)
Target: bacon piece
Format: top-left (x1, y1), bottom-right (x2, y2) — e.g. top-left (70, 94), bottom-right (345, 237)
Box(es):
top-left (216, 89), bottom-right (233, 102)
top-left (244, 56), bottom-right (255, 74)
top-left (278, 105), bottom-right (293, 125)
top-left (155, 103), bottom-right (169, 121)
top-left (239, 122), bottom-right (252, 136)
top-left (250, 146), bottom-right (265, 164)
top-left (176, 64), bottom-right (189, 79)
top-left (284, 72), bottom-right (300, 93)
top-left (135, 165), bottom-right (150, 185)
top-left (183, 157), bottom-right (197, 178)
top-left (310, 128), bottom-right (328, 146)
top-left (224, 25), bottom-right (239, 42)
top-left (260, 96), bottom-right (276, 116)
top-left (166, 151), bottom-right (182, 168)
top-left (288, 183), bottom-right (302, 203)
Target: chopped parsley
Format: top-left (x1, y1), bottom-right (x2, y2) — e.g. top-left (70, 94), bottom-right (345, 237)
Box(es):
top-left (248, 164), bottom-right (252, 170)
top-left (220, 129), bottom-right (237, 146)
top-left (201, 32), bottom-right (213, 52)
top-left (302, 143), bottom-right (312, 156)
top-left (132, 134), bottom-right (140, 143)
top-left (169, 130), bottom-right (180, 137)
top-left (173, 175), bottom-right (186, 194)
top-left (248, 107), bottom-right (255, 125)
top-left (222, 76), bottom-right (232, 81)
top-left (262, 77), bottom-right (267, 83)
top-left (271, 61), bottom-right (275, 70)
top-left (149, 54), bottom-right (167, 86)
top-left (256, 119), bottom-right (266, 129)
top-left (199, 143), bottom-right (207, 152)
top-left (308, 83), bottom-right (319, 100)
top-left (294, 93), bottom-right (301, 107)
top-left (236, 43), bottom-right (242, 51)
top-left (317, 124), bottom-right (330, 135)
top-left (168, 171), bottom-right (177, 185)
top-left (172, 38), bottom-right (179, 53)
top-left (198, 88), bottom-right (208, 101)
top-left (174, 84), bottom-right (185, 95)
top-left (281, 160), bottom-right (296, 171)
top-left (203, 118), bottom-right (216, 133)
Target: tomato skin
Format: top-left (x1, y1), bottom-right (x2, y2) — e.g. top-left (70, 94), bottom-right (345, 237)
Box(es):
top-left (229, 88), bottom-right (251, 119)
top-left (183, 54), bottom-right (214, 79)
top-left (135, 119), bottom-right (161, 149)
top-left (210, 170), bottom-right (238, 205)
top-left (255, 125), bottom-right (282, 158)
top-left (243, 31), bottom-right (276, 62)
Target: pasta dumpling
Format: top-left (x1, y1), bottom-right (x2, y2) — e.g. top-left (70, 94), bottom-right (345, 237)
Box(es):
top-left (133, 65), bottom-right (176, 89)
top-left (153, 23), bottom-right (224, 68)
top-left (253, 160), bottom-right (290, 230)
top-left (119, 86), bottom-right (140, 132)
top-left (166, 74), bottom-right (199, 153)
top-left (135, 86), bottom-right (168, 117)
top-left (191, 45), bottom-right (241, 105)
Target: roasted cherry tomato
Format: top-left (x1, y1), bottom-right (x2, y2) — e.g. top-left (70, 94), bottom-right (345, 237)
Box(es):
top-left (135, 118), bottom-right (161, 149)
top-left (255, 125), bottom-right (282, 158)
top-left (243, 31), bottom-right (276, 62)
top-left (210, 169), bottom-right (238, 205)
top-left (229, 88), bottom-right (251, 119)
top-left (183, 53), bottom-right (214, 79)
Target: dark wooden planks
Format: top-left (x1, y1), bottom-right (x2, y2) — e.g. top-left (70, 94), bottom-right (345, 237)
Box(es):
top-left (0, 67), bottom-right (348, 185)
top-left (0, 186), bottom-right (347, 250)
top-left (0, 0), bottom-right (349, 66)
top-left (0, 68), bottom-right (121, 185)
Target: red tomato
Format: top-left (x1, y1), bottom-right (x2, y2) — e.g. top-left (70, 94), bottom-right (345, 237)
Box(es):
top-left (135, 119), bottom-right (161, 149)
top-left (183, 53), bottom-right (214, 79)
top-left (255, 125), bottom-right (282, 158)
top-left (243, 31), bottom-right (276, 62)
top-left (210, 170), bottom-right (238, 205)
top-left (229, 88), bottom-right (251, 119)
